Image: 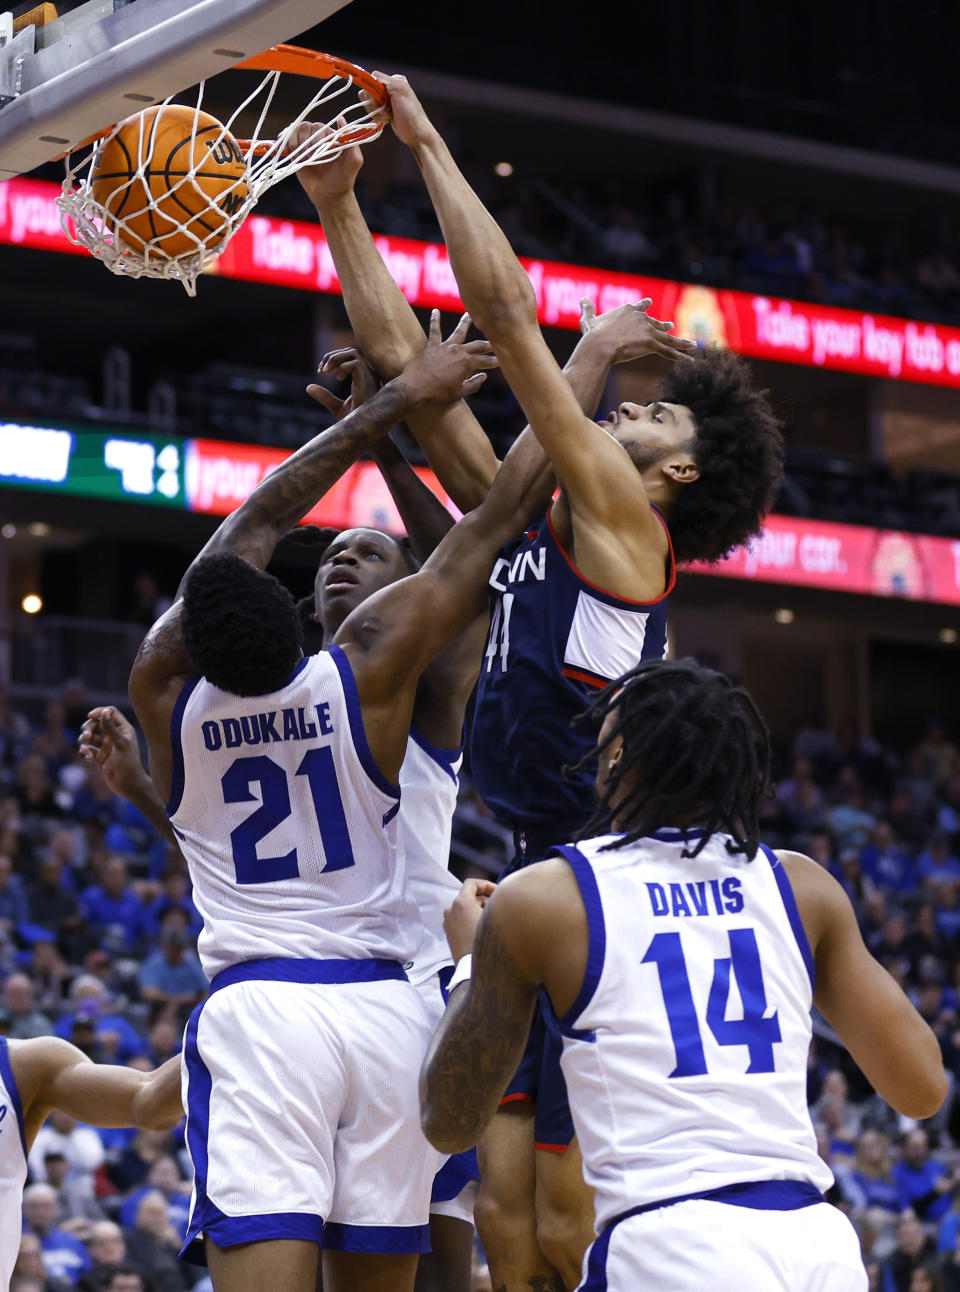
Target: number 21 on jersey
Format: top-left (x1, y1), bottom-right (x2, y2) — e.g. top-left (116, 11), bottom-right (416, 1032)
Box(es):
top-left (643, 927), bottom-right (782, 1076)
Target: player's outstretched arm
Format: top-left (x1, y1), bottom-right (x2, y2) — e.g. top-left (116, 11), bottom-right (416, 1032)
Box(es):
top-left (15, 1038), bottom-right (182, 1137)
top-left (381, 76), bottom-right (692, 567)
top-left (296, 131), bottom-right (500, 511)
top-left (79, 707), bottom-right (176, 845)
top-left (420, 884), bottom-right (538, 1154)
top-left (780, 851), bottom-right (948, 1119)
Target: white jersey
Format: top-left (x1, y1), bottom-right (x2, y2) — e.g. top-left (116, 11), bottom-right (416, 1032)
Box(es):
top-left (168, 646), bottom-right (420, 978)
top-left (554, 831), bottom-right (833, 1231)
top-left (0, 1039), bottom-right (28, 1289)
top-left (400, 728), bottom-right (462, 987)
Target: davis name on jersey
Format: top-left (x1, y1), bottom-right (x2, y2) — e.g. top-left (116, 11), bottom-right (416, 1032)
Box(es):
top-left (168, 646), bottom-right (420, 978)
top-left (471, 507), bottom-right (674, 835)
top-left (553, 830), bottom-right (832, 1231)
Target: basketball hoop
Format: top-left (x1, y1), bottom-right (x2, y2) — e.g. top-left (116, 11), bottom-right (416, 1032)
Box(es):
top-left (56, 46), bottom-right (388, 296)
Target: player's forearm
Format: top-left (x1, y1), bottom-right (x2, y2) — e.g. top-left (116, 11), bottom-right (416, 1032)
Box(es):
top-left (564, 333), bottom-right (617, 418)
top-left (314, 189), bottom-right (501, 507)
top-left (177, 382), bottom-right (412, 597)
top-left (370, 435), bottom-right (455, 562)
top-left (116, 767), bottom-right (177, 846)
top-left (313, 189), bottom-right (426, 376)
top-left (132, 1056), bottom-right (184, 1130)
top-left (410, 128), bottom-right (538, 340)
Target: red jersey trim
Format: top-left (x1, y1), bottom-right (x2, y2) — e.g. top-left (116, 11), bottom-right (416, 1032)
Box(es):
top-left (499, 1092), bottom-right (534, 1107)
top-left (546, 501), bottom-right (677, 607)
top-left (562, 665), bottom-right (610, 690)
top-left (534, 1141), bottom-right (570, 1153)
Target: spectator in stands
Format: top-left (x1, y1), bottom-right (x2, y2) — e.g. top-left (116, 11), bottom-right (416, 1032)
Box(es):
top-left (904, 905), bottom-right (953, 980)
top-left (12, 1233), bottom-right (54, 1291)
top-left (137, 930), bottom-right (206, 1025)
top-left (4, 971), bottom-right (51, 1040)
top-left (14, 754), bottom-right (64, 829)
top-left (919, 722), bottom-right (960, 790)
top-left (29, 1108), bottom-right (104, 1199)
top-left (144, 872), bottom-right (200, 941)
top-left (77, 1221), bottom-right (128, 1289)
top-left (23, 1182), bottom-right (93, 1285)
top-left (79, 857), bottom-right (146, 956)
top-left (127, 574), bottom-right (172, 629)
top-left (893, 1130), bottom-right (956, 1224)
top-left (861, 822), bottom-right (917, 893)
top-left (889, 791), bottom-right (932, 850)
top-left (118, 1156), bottom-right (191, 1242)
top-left (0, 851), bottom-right (28, 931)
top-left (776, 756), bottom-right (827, 834)
top-left (41, 1149), bottom-right (104, 1228)
top-left (54, 976), bottom-right (144, 1064)
top-left (920, 834), bottom-right (960, 886)
top-left (30, 936), bottom-right (69, 1017)
top-left (123, 1190), bottom-right (190, 1291)
top-left (882, 1216), bottom-right (937, 1292)
top-left (839, 1130), bottom-right (899, 1225)
top-left (28, 855), bottom-right (82, 960)
top-left (31, 701), bottom-right (77, 778)
top-left (935, 775), bottom-right (960, 837)
top-left (932, 879), bottom-right (960, 942)
top-left (827, 786), bottom-right (879, 854)
top-left (812, 1069), bottom-right (861, 1159)
top-left (870, 914), bottom-right (912, 977)
top-left (106, 1128), bottom-right (175, 1195)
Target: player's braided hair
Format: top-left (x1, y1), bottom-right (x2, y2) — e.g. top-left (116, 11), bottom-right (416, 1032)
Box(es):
top-left (569, 658), bottom-right (771, 858)
top-left (182, 552), bottom-right (303, 696)
top-left (657, 348), bottom-right (785, 564)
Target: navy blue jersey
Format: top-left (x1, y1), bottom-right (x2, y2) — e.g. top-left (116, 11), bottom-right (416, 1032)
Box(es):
top-left (471, 505), bottom-right (674, 835)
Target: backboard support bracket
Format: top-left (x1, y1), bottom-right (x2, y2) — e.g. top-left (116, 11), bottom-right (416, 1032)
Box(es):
top-left (0, 0), bottom-right (356, 179)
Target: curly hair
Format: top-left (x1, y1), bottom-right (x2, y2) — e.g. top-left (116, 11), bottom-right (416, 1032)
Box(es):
top-left (657, 348), bottom-right (784, 564)
top-left (568, 657), bottom-right (771, 858)
top-left (284, 524), bottom-right (420, 573)
top-left (182, 553), bottom-right (303, 696)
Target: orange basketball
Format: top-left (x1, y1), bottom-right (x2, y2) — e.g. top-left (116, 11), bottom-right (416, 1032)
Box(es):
top-left (91, 105), bottom-right (249, 260)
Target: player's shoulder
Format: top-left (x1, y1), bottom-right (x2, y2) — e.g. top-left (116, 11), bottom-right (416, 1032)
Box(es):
top-left (774, 848), bottom-right (856, 949)
top-left (493, 854), bottom-right (587, 930)
top-left (6, 1037), bottom-right (86, 1108)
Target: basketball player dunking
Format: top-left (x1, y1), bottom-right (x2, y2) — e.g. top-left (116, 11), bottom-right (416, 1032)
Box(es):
top-left (0, 1038), bottom-right (181, 1288)
top-left (125, 324), bottom-right (545, 1292)
top-left (422, 659), bottom-right (947, 1290)
top-left (366, 75), bottom-right (786, 1290)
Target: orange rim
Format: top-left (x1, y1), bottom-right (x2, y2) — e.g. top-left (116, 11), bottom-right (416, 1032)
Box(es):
top-left (54, 45), bottom-right (387, 161)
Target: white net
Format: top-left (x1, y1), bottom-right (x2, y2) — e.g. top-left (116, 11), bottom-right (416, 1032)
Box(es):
top-left (56, 54), bottom-right (385, 296)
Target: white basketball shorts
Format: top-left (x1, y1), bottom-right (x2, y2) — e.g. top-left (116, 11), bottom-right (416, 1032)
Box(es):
top-left (414, 967), bottom-right (479, 1229)
top-left (180, 958), bottom-right (437, 1258)
top-left (578, 1191), bottom-right (866, 1290)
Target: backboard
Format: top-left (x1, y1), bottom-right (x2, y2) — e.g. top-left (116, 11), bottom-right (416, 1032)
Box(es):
top-left (0, 0), bottom-right (356, 179)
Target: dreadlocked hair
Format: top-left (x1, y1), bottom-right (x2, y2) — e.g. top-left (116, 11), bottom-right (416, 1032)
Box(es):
top-left (569, 657), bottom-right (771, 858)
top-left (658, 348), bottom-right (784, 564)
top-left (182, 553), bottom-right (303, 696)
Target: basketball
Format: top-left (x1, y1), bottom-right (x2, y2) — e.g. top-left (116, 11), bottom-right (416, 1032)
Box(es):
top-left (91, 105), bottom-right (249, 260)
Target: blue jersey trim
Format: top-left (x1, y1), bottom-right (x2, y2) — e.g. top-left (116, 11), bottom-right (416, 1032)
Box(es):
top-left (762, 845), bottom-right (816, 991)
top-left (328, 644), bottom-right (401, 799)
top-left (322, 1221), bottom-right (431, 1254)
top-left (410, 725), bottom-right (463, 784)
top-left (553, 844), bottom-right (606, 1038)
top-left (580, 1223), bottom-right (615, 1290)
top-left (602, 1178), bottom-right (824, 1234)
top-left (0, 1037), bottom-right (28, 1160)
top-left (209, 956), bottom-right (408, 994)
top-left (181, 1001), bottom-right (213, 1264)
top-left (165, 674), bottom-right (202, 816)
top-left (382, 799), bottom-right (401, 827)
top-left (431, 1148), bottom-right (480, 1204)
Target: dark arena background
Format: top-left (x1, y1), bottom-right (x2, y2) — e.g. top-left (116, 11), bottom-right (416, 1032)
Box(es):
top-left (3, 2), bottom-right (960, 1289)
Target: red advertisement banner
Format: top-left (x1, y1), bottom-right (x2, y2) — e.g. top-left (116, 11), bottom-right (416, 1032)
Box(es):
top-left (689, 515), bottom-right (960, 607)
top-left (184, 438), bottom-right (456, 530)
top-left (6, 176), bottom-right (960, 390)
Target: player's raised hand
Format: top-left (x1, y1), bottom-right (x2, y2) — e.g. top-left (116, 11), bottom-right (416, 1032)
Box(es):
top-left (443, 877), bottom-right (498, 962)
top-left (307, 348), bottom-right (380, 418)
top-left (579, 297), bottom-right (696, 365)
top-left (373, 73), bottom-right (436, 148)
top-left (290, 118), bottom-right (363, 206)
top-left (78, 707), bottom-right (145, 799)
top-left (395, 310), bottom-right (498, 406)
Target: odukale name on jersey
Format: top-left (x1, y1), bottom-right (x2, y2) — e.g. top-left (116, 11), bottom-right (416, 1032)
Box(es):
top-left (471, 506), bottom-right (674, 834)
